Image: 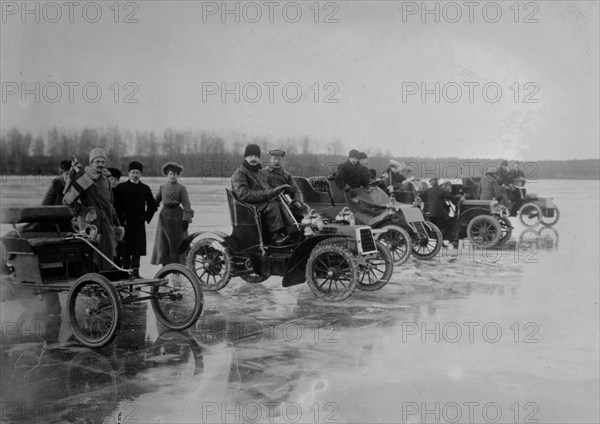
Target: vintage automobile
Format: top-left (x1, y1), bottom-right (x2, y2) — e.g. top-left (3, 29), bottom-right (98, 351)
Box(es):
top-left (426, 197), bottom-right (512, 248)
top-left (0, 206), bottom-right (203, 348)
top-left (180, 190), bottom-right (393, 301)
top-left (508, 181), bottom-right (560, 227)
top-left (294, 176), bottom-right (443, 264)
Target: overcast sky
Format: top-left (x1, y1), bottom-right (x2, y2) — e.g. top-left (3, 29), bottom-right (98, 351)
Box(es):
top-left (1, 1), bottom-right (598, 160)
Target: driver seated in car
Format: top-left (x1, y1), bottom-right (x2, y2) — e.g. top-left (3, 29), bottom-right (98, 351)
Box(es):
top-left (264, 149), bottom-right (307, 224)
top-left (334, 149), bottom-right (370, 197)
top-left (231, 144), bottom-right (292, 246)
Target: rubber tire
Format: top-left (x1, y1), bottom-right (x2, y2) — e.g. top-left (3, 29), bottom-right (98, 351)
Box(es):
top-left (357, 240), bottom-right (393, 291)
top-left (305, 243), bottom-right (359, 302)
top-left (411, 222), bottom-right (443, 260)
top-left (68, 273), bottom-right (121, 348)
top-left (518, 203), bottom-right (542, 228)
top-left (373, 225), bottom-right (412, 265)
top-left (467, 215), bottom-right (502, 248)
top-left (540, 205), bottom-right (560, 227)
top-left (497, 216), bottom-right (513, 245)
top-left (151, 263), bottom-right (204, 330)
top-left (186, 238), bottom-right (232, 291)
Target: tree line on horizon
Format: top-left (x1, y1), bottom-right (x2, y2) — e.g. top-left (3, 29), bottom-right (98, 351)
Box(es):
top-left (1, 127), bottom-right (598, 180)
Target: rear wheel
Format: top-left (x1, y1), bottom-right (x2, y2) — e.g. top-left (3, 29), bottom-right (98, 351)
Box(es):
top-left (518, 203), bottom-right (542, 227)
top-left (357, 240), bottom-right (393, 291)
top-left (540, 205), bottom-right (560, 227)
top-left (411, 222), bottom-right (442, 260)
top-left (186, 238), bottom-right (232, 291)
top-left (306, 243), bottom-right (359, 302)
top-left (497, 217), bottom-right (513, 245)
top-left (374, 225), bottom-right (412, 265)
top-left (467, 215), bottom-right (502, 248)
top-left (151, 264), bottom-right (203, 330)
top-left (68, 274), bottom-right (121, 348)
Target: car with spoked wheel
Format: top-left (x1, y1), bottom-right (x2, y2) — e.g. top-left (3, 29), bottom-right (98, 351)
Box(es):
top-left (180, 190), bottom-right (393, 301)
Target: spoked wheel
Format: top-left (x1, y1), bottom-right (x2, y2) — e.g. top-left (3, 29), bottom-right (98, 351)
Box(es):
top-left (538, 226), bottom-right (559, 249)
top-left (151, 264), bottom-right (203, 330)
top-left (411, 222), bottom-right (443, 260)
top-left (306, 243), bottom-right (359, 302)
top-left (518, 203), bottom-right (542, 227)
top-left (497, 217), bottom-right (513, 245)
top-left (357, 240), bottom-right (393, 291)
top-left (374, 225), bottom-right (412, 265)
top-left (68, 274), bottom-right (121, 348)
top-left (186, 238), bottom-right (232, 291)
top-left (540, 206), bottom-right (560, 227)
top-left (467, 215), bottom-right (502, 248)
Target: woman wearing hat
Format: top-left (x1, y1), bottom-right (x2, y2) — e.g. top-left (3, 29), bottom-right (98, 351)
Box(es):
top-left (478, 170), bottom-right (501, 200)
top-left (151, 162), bottom-right (194, 266)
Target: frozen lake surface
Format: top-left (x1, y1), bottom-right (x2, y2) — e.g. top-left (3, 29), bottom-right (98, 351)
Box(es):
top-left (1, 177), bottom-right (598, 423)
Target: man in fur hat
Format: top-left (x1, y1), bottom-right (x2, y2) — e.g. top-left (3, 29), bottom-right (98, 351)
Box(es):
top-left (334, 149), bottom-right (370, 194)
top-left (63, 147), bottom-right (122, 270)
top-left (231, 144), bottom-right (291, 245)
top-left (114, 161), bottom-right (158, 275)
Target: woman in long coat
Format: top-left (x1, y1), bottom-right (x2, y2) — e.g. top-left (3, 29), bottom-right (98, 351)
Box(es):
top-left (151, 163), bottom-right (194, 265)
top-left (478, 171), bottom-right (501, 200)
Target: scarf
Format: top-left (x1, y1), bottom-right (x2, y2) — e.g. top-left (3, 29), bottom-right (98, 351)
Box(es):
top-left (243, 161), bottom-right (262, 172)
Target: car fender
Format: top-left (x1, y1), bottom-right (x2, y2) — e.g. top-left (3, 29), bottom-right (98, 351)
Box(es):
top-left (178, 231), bottom-right (229, 254)
top-left (282, 234), bottom-right (353, 287)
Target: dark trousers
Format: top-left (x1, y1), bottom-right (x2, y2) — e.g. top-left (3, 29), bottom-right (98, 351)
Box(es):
top-left (429, 216), bottom-right (456, 242)
top-left (257, 200), bottom-right (286, 233)
top-left (122, 253), bottom-right (141, 271)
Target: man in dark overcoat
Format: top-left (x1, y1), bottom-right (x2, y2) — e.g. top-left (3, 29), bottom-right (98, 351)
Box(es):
top-left (426, 181), bottom-right (462, 245)
top-left (231, 144), bottom-right (291, 245)
top-left (334, 149), bottom-right (370, 194)
top-left (114, 161), bottom-right (158, 274)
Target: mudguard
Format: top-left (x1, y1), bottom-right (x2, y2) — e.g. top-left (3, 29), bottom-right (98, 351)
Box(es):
top-left (281, 234), bottom-right (353, 287)
top-left (455, 207), bottom-right (490, 227)
top-left (178, 231), bottom-right (229, 254)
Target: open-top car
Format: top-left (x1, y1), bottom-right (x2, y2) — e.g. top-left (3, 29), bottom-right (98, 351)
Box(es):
top-left (294, 177), bottom-right (443, 264)
top-left (427, 197), bottom-right (512, 248)
top-left (0, 206), bottom-right (203, 348)
top-left (180, 190), bottom-right (393, 301)
top-left (508, 180), bottom-right (560, 227)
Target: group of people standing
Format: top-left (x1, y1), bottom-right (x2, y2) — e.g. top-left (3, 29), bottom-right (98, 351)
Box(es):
top-left (43, 147), bottom-right (193, 274)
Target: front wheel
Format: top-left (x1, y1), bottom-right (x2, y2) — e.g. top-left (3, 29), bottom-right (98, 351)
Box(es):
top-left (518, 203), bottom-right (542, 227)
top-left (373, 225), bottom-right (412, 265)
top-left (186, 238), bottom-right (232, 291)
top-left (306, 243), bottom-right (359, 302)
top-left (68, 273), bottom-right (121, 348)
top-left (411, 222), bottom-right (443, 260)
top-left (540, 205), bottom-right (560, 227)
top-left (357, 240), bottom-right (393, 291)
top-left (467, 215), bottom-right (502, 248)
top-left (151, 264), bottom-right (203, 330)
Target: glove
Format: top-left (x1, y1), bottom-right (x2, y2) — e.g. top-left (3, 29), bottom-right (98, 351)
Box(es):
top-left (181, 221), bottom-right (189, 232)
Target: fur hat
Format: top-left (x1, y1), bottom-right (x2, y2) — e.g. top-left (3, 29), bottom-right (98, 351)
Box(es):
top-left (358, 152), bottom-right (368, 159)
top-left (244, 144), bottom-right (261, 158)
top-left (162, 162), bottom-right (184, 175)
top-left (89, 147), bottom-right (107, 164)
top-left (349, 149), bottom-right (360, 159)
top-left (128, 161), bottom-right (143, 172)
top-left (107, 168), bottom-right (122, 179)
top-left (60, 159), bottom-right (72, 172)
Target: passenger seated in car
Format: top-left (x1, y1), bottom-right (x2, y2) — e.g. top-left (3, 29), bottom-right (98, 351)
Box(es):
top-left (231, 144), bottom-right (292, 246)
top-left (334, 149), bottom-right (370, 196)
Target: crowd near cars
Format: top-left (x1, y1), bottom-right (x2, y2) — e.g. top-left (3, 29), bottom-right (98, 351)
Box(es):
top-left (0, 146), bottom-right (560, 348)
